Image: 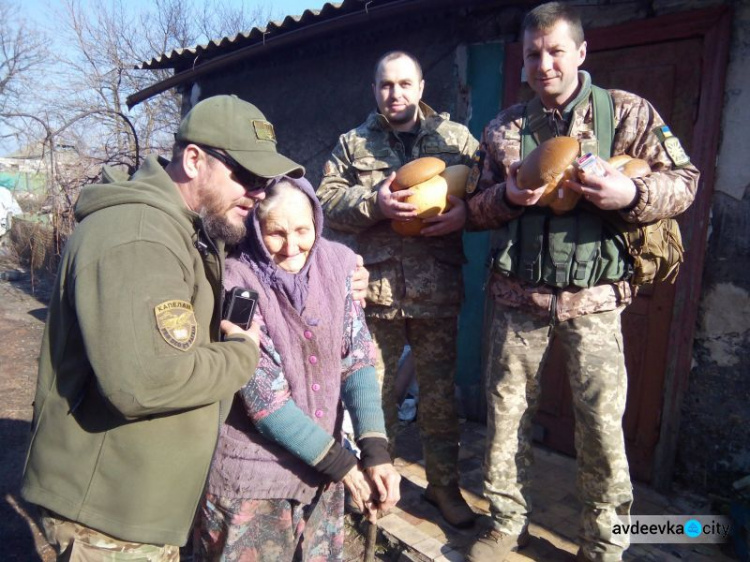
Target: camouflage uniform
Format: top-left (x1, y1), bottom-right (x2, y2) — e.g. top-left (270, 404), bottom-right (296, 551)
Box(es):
top-left (466, 75), bottom-right (700, 561)
top-left (40, 510), bottom-right (180, 562)
top-left (318, 102), bottom-right (478, 486)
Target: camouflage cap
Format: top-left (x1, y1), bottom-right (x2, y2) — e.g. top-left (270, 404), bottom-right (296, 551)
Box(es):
top-left (176, 95), bottom-right (304, 179)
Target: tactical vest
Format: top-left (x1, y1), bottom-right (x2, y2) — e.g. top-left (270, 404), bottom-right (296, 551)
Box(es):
top-left (490, 86), bottom-right (631, 289)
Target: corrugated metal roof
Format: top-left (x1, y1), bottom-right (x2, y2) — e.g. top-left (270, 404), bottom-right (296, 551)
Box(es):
top-left (139, 1), bottom-right (375, 70)
top-left (129, 0), bottom-right (473, 107)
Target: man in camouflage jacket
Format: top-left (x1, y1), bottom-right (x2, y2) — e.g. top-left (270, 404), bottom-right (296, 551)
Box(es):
top-left (318, 51), bottom-right (479, 528)
top-left (464, 4), bottom-right (699, 562)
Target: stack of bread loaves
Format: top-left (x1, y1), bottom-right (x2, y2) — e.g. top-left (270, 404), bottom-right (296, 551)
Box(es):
top-left (390, 157), bottom-right (471, 236)
top-left (516, 137), bottom-right (652, 214)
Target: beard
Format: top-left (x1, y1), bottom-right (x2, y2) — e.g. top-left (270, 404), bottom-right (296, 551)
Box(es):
top-left (201, 209), bottom-right (246, 246)
top-left (385, 103), bottom-right (419, 126)
top-left (197, 186), bottom-right (247, 246)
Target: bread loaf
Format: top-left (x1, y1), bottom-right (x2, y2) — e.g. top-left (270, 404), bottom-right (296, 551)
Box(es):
top-left (517, 136), bottom-right (581, 214)
top-left (608, 155), bottom-right (652, 178)
top-left (390, 158), bottom-right (470, 236)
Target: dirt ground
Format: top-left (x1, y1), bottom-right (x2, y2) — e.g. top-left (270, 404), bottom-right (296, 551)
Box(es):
top-left (0, 254), bottom-right (56, 561)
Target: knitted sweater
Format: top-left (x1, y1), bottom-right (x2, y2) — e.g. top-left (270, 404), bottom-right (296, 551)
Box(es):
top-left (208, 177), bottom-right (383, 503)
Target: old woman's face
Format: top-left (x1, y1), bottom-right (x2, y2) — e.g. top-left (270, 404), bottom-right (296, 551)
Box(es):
top-left (260, 189), bottom-right (315, 273)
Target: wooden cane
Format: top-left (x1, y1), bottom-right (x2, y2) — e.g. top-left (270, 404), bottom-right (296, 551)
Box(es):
top-left (363, 512), bottom-right (378, 562)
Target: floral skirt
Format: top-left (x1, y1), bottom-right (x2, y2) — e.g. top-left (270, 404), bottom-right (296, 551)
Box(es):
top-left (193, 483), bottom-right (345, 562)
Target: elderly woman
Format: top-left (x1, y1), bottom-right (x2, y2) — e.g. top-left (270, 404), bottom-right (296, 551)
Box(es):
top-left (194, 176), bottom-right (401, 561)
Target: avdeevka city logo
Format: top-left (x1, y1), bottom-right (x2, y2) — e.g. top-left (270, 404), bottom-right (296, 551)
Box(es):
top-left (684, 519), bottom-right (702, 538)
top-left (614, 515), bottom-right (731, 543)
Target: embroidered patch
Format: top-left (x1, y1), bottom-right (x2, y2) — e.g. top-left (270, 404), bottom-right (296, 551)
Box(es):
top-left (664, 136), bottom-right (690, 167)
top-left (466, 148), bottom-right (485, 194)
top-left (155, 300), bottom-right (198, 351)
top-left (653, 125), bottom-right (690, 167)
top-left (252, 120), bottom-right (276, 143)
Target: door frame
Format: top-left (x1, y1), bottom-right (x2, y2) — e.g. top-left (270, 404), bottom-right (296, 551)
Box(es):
top-left (502, 5), bottom-right (731, 490)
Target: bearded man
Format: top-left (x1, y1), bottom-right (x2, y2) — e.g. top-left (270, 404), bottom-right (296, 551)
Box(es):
top-left (21, 95), bottom-right (304, 561)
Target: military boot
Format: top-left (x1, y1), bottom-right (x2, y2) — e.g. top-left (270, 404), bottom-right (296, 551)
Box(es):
top-left (465, 528), bottom-right (530, 562)
top-left (423, 484), bottom-right (477, 528)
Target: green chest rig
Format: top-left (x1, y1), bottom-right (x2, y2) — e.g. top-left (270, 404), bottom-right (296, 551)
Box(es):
top-left (490, 86), bottom-right (630, 289)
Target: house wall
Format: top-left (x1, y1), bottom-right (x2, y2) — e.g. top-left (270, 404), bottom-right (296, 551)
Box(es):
top-left (192, 8), bottom-right (508, 187)
top-left (674, 0), bottom-right (750, 495)
top-left (180, 0), bottom-right (748, 495)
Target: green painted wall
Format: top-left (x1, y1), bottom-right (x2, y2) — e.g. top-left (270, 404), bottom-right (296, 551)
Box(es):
top-left (456, 42), bottom-right (504, 420)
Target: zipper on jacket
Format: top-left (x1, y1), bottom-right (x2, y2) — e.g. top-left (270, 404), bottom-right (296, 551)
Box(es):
top-left (195, 222), bottom-right (223, 339)
top-left (194, 220), bottom-right (227, 433)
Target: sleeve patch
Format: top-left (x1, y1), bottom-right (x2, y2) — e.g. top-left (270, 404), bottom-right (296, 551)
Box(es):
top-left (155, 300), bottom-right (198, 351)
top-left (653, 125), bottom-right (690, 167)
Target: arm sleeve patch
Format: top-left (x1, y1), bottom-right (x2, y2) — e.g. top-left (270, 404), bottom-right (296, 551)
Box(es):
top-left (154, 300), bottom-right (197, 351)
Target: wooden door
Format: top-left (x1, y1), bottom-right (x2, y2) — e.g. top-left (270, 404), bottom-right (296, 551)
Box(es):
top-left (502, 8), bottom-right (730, 483)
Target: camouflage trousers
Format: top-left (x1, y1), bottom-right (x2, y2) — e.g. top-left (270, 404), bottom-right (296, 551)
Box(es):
top-left (484, 307), bottom-right (633, 562)
top-left (193, 484), bottom-right (345, 561)
top-left (368, 316), bottom-right (460, 486)
top-left (39, 509), bottom-right (179, 562)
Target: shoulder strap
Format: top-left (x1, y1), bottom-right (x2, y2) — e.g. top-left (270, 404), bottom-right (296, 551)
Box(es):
top-left (591, 85), bottom-right (614, 159)
top-left (522, 86), bottom-right (615, 159)
top-left (521, 97), bottom-right (553, 159)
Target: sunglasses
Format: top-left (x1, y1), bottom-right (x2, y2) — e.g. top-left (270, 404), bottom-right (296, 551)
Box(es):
top-left (198, 145), bottom-right (270, 191)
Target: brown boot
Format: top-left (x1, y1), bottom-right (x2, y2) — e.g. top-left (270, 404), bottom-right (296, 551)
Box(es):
top-left (423, 484), bottom-right (477, 528)
top-left (465, 528), bottom-right (530, 562)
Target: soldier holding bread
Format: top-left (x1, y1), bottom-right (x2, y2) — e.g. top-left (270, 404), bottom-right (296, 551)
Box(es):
top-left (318, 50), bottom-right (479, 528)
top-left (464, 3), bottom-right (699, 562)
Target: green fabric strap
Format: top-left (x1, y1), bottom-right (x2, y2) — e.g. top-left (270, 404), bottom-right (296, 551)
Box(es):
top-left (590, 85), bottom-right (614, 159)
top-left (522, 97), bottom-right (551, 159)
top-left (521, 85), bottom-right (614, 158)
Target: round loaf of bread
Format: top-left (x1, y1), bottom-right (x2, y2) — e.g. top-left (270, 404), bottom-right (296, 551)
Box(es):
top-left (391, 164), bottom-right (470, 236)
top-left (392, 157), bottom-right (446, 191)
top-left (517, 136), bottom-right (581, 213)
top-left (608, 155), bottom-right (652, 178)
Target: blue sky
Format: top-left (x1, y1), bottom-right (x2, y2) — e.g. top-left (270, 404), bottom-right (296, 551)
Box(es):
top-left (267, 0), bottom-right (331, 18)
top-left (17, 1), bottom-right (334, 51)
top-left (20, 0), bottom-right (332, 28)
top-left (2, 1), bottom-right (333, 154)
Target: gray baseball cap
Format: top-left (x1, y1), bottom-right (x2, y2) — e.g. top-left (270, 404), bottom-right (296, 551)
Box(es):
top-left (175, 95), bottom-right (304, 179)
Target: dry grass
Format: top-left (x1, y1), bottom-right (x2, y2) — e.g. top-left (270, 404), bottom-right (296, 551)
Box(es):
top-left (5, 187), bottom-right (76, 291)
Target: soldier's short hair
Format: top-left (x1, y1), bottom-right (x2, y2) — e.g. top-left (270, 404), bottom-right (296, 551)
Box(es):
top-left (522, 2), bottom-right (585, 47)
top-left (171, 140), bottom-right (187, 162)
top-left (170, 140), bottom-right (219, 169)
top-left (373, 51), bottom-right (423, 83)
